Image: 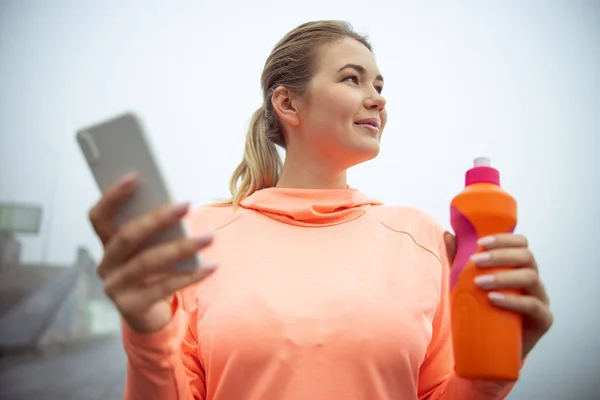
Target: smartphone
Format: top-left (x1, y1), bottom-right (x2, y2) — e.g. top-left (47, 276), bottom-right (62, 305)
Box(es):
top-left (76, 112), bottom-right (200, 271)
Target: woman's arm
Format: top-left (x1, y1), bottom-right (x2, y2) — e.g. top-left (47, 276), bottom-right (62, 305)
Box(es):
top-left (122, 293), bottom-right (207, 400)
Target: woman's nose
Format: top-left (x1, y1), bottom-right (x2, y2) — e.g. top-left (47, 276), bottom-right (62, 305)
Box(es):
top-left (364, 91), bottom-right (386, 111)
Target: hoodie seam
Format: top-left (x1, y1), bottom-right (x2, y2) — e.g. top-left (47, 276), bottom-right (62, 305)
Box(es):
top-left (364, 210), bottom-right (443, 267)
top-left (209, 208), bottom-right (249, 232)
top-left (379, 221), bottom-right (443, 266)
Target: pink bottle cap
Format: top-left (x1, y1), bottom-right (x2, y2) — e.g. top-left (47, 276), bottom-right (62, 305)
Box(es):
top-left (465, 157), bottom-right (500, 186)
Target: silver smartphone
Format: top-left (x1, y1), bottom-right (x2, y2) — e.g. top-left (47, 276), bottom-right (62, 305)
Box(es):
top-left (76, 112), bottom-right (200, 271)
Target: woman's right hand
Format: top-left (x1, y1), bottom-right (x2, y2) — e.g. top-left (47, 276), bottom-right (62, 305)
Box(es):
top-left (88, 173), bottom-right (217, 334)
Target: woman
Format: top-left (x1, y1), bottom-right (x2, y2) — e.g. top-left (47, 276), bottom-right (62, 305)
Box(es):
top-left (89, 21), bottom-right (553, 400)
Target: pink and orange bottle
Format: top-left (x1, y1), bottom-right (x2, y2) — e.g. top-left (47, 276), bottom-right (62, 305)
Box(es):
top-left (449, 156), bottom-right (522, 381)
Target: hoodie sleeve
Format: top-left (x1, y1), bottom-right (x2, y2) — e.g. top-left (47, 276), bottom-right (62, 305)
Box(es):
top-left (121, 292), bottom-right (206, 400)
top-left (120, 206), bottom-right (234, 400)
top-left (416, 228), bottom-right (518, 400)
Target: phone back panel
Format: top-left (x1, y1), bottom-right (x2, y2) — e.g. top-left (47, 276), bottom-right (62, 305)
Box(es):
top-left (77, 112), bottom-right (199, 270)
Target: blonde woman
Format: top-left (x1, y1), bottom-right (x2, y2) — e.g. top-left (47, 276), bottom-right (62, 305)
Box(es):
top-left (89, 21), bottom-right (553, 400)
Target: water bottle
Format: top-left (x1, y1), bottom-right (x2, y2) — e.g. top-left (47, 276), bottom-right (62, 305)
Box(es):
top-left (449, 156), bottom-right (522, 380)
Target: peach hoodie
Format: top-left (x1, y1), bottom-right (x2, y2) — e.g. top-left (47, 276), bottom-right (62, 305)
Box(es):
top-left (121, 187), bottom-right (518, 400)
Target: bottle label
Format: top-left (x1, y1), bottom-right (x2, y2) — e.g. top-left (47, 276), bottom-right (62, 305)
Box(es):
top-left (450, 206), bottom-right (478, 291)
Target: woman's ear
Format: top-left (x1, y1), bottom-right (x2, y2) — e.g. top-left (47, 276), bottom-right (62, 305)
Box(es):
top-left (271, 86), bottom-right (300, 127)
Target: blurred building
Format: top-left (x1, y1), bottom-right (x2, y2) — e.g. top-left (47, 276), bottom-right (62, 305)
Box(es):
top-left (0, 231), bottom-right (120, 358)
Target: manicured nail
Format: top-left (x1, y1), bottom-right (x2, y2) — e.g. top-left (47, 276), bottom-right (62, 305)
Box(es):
top-left (171, 202), bottom-right (190, 216)
top-left (477, 236), bottom-right (496, 247)
top-left (193, 232), bottom-right (214, 245)
top-left (118, 173), bottom-right (137, 188)
top-left (200, 261), bottom-right (219, 271)
top-left (474, 274), bottom-right (495, 288)
top-left (471, 252), bottom-right (491, 264)
top-left (488, 292), bottom-right (506, 303)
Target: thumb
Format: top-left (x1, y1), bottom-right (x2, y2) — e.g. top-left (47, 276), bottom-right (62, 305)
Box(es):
top-left (443, 231), bottom-right (457, 266)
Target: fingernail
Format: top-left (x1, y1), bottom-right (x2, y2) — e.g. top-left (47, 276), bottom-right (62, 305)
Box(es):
top-left (118, 173), bottom-right (137, 188)
top-left (201, 261), bottom-right (219, 271)
top-left (193, 232), bottom-right (214, 245)
top-left (477, 236), bottom-right (496, 247)
top-left (488, 292), bottom-right (506, 303)
top-left (171, 202), bottom-right (190, 216)
top-left (474, 274), bottom-right (495, 288)
top-left (471, 252), bottom-right (491, 264)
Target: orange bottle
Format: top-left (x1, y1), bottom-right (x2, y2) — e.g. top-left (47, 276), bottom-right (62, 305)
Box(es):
top-left (449, 156), bottom-right (522, 381)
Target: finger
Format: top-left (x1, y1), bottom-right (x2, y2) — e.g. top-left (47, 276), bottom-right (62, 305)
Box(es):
top-left (477, 233), bottom-right (528, 250)
top-left (104, 233), bottom-right (215, 292)
top-left (470, 247), bottom-right (538, 270)
top-left (102, 201), bottom-right (191, 270)
top-left (443, 231), bottom-right (457, 265)
top-left (89, 173), bottom-right (138, 245)
top-left (473, 268), bottom-right (550, 302)
top-left (124, 266), bottom-right (217, 314)
top-left (478, 271), bottom-right (550, 305)
top-left (487, 292), bottom-right (554, 331)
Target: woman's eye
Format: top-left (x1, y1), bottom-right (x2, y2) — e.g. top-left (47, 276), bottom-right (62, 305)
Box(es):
top-left (344, 75), bottom-right (359, 85)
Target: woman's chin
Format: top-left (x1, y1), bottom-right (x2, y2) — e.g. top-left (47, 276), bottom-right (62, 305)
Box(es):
top-left (345, 140), bottom-right (381, 167)
top-left (360, 135), bottom-right (381, 156)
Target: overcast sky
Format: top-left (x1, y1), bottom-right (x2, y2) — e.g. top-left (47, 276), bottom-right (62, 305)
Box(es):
top-left (1, 1), bottom-right (598, 397)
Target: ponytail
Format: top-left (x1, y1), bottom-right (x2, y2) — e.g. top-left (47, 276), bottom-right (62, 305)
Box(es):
top-left (228, 106), bottom-right (283, 208)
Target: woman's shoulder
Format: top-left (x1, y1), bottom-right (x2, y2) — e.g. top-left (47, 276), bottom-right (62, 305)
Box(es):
top-left (185, 202), bottom-right (247, 234)
top-left (366, 204), bottom-right (446, 254)
top-left (368, 203), bottom-right (443, 228)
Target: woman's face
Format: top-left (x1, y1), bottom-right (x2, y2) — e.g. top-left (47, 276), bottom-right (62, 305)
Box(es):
top-left (296, 37), bottom-right (387, 169)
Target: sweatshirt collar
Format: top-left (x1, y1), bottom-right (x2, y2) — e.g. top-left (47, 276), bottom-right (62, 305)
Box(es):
top-left (239, 187), bottom-right (381, 227)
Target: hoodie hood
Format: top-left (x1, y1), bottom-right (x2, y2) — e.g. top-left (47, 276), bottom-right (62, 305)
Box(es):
top-left (239, 187), bottom-right (382, 227)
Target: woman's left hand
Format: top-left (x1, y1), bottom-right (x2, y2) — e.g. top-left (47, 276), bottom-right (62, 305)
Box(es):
top-left (444, 232), bottom-right (554, 359)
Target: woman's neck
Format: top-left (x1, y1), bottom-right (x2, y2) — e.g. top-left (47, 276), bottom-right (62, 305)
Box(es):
top-left (275, 154), bottom-right (347, 190)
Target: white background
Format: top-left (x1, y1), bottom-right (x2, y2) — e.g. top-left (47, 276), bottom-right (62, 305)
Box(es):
top-left (1, 1), bottom-right (598, 397)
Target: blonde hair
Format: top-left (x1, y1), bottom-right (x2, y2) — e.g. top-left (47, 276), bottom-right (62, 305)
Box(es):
top-left (224, 21), bottom-right (372, 208)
